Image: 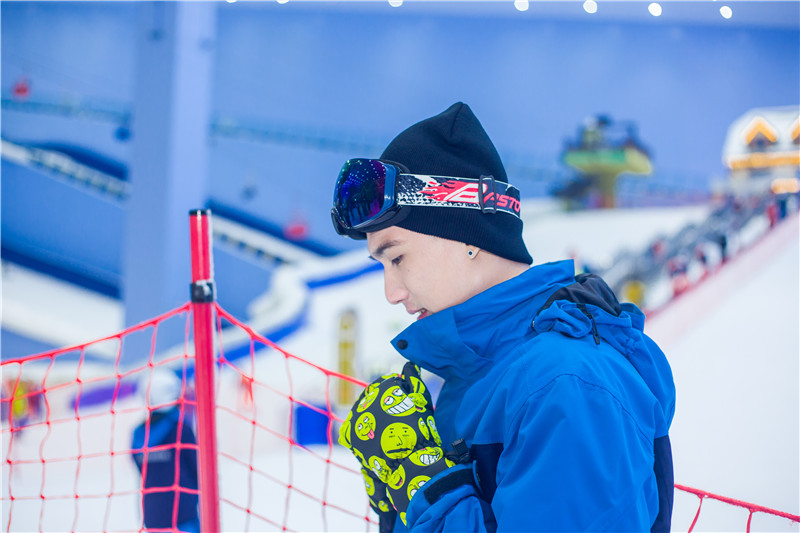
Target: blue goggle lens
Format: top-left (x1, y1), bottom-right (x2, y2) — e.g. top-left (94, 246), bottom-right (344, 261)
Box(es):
top-left (335, 159), bottom-right (393, 229)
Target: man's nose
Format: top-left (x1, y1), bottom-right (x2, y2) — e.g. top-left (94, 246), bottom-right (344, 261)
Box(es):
top-left (384, 271), bottom-right (407, 305)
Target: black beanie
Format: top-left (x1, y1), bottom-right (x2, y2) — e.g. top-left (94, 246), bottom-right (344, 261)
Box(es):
top-left (379, 102), bottom-right (532, 265)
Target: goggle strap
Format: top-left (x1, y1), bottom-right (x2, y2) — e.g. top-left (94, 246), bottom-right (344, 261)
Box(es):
top-left (395, 173), bottom-right (521, 218)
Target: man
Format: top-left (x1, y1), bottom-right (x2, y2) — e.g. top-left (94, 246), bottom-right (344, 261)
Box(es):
top-left (332, 102), bottom-right (675, 532)
top-left (131, 368), bottom-right (200, 533)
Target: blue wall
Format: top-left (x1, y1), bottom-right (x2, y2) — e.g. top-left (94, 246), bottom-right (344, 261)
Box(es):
top-left (1, 160), bottom-right (125, 293)
top-left (1, 1), bottom-right (798, 336)
top-left (208, 3), bottom-right (800, 245)
top-left (0, 157), bottom-right (275, 316)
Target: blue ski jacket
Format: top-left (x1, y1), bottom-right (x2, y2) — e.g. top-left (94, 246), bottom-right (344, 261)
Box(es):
top-left (389, 260), bottom-right (675, 533)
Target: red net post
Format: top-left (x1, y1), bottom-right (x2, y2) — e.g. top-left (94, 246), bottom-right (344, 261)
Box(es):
top-left (189, 209), bottom-right (221, 532)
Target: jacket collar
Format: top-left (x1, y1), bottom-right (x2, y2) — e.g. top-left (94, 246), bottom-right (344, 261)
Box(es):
top-left (391, 260), bottom-right (576, 381)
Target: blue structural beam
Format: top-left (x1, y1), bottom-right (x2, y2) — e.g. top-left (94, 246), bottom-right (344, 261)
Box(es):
top-left (123, 2), bottom-right (217, 362)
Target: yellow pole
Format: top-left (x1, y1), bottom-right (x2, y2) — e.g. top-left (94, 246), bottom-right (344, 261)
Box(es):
top-left (337, 309), bottom-right (358, 406)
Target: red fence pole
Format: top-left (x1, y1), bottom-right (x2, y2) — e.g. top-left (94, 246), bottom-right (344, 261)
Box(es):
top-left (189, 209), bottom-right (221, 532)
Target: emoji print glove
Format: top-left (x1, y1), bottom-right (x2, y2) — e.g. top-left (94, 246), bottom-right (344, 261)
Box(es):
top-left (384, 441), bottom-right (451, 522)
top-left (360, 466), bottom-right (397, 527)
top-left (339, 362), bottom-right (454, 525)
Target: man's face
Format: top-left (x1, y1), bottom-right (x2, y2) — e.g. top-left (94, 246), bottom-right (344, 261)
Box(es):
top-left (366, 226), bottom-right (484, 320)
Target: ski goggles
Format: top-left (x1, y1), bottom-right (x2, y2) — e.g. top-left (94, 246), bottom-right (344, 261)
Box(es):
top-left (331, 158), bottom-right (522, 238)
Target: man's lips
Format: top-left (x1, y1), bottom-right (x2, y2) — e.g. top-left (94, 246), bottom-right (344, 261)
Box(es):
top-left (415, 309), bottom-right (430, 321)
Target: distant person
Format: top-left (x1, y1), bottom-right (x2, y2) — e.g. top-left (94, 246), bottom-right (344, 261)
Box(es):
top-left (766, 199), bottom-right (779, 228)
top-left (667, 254), bottom-right (690, 297)
top-left (713, 229), bottom-right (729, 263)
top-left (4, 378), bottom-right (43, 433)
top-left (621, 277), bottom-right (647, 307)
top-left (131, 369), bottom-right (199, 533)
top-left (331, 102), bottom-right (676, 532)
top-left (694, 244), bottom-right (711, 281)
top-left (776, 192), bottom-right (789, 220)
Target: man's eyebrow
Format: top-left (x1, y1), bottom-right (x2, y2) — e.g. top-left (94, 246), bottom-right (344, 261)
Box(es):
top-left (369, 239), bottom-right (402, 261)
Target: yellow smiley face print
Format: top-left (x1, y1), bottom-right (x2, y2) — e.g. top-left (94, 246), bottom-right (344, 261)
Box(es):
top-left (380, 422), bottom-right (417, 459)
top-left (369, 455), bottom-right (390, 483)
top-left (426, 415), bottom-right (442, 446)
top-left (417, 417), bottom-right (430, 440)
top-left (408, 446), bottom-right (442, 467)
top-left (361, 469), bottom-right (376, 496)
top-left (407, 474), bottom-right (431, 502)
top-left (388, 463), bottom-right (406, 490)
top-left (357, 383), bottom-right (381, 412)
top-left (354, 412), bottom-right (376, 440)
top-left (381, 385), bottom-right (415, 416)
top-left (338, 414), bottom-right (352, 449)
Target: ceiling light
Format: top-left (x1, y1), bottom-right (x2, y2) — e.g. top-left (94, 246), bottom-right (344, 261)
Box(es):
top-left (583, 0), bottom-right (598, 14)
top-left (648, 3), bottom-right (662, 17)
top-left (720, 5), bottom-right (733, 19)
top-left (388, 0), bottom-right (403, 6)
top-left (514, 0), bottom-right (529, 12)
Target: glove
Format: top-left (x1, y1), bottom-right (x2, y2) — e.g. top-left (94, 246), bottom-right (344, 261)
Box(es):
top-left (360, 466), bottom-right (397, 529)
top-left (339, 362), bottom-right (454, 525)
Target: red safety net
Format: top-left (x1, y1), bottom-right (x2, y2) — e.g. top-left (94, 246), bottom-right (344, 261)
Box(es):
top-left (676, 484), bottom-right (800, 533)
top-left (2, 300), bottom-right (798, 532)
top-left (0, 298), bottom-right (376, 533)
top-left (210, 304), bottom-right (375, 532)
top-left (1, 302), bottom-right (199, 533)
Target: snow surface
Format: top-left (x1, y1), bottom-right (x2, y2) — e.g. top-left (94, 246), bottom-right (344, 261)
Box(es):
top-left (2, 205), bottom-right (798, 532)
top-left (647, 215), bottom-right (799, 532)
top-left (521, 200), bottom-right (712, 269)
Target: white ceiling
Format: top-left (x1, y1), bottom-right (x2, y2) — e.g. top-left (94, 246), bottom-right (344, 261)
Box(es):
top-left (233, 1), bottom-right (800, 30)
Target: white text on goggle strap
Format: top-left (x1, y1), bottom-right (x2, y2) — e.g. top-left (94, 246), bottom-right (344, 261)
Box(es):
top-left (419, 180), bottom-right (520, 214)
